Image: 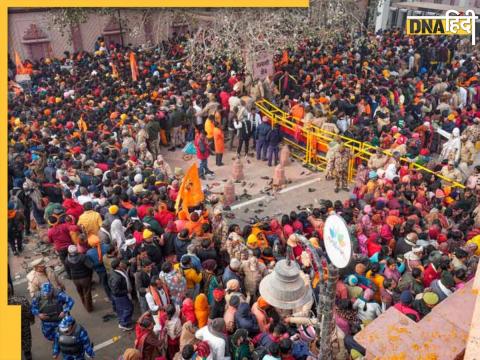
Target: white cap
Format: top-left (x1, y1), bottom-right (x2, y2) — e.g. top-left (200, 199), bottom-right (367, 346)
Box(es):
top-left (134, 174), bottom-right (143, 184)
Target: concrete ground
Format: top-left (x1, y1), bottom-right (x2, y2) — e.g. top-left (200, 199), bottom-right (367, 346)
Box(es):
top-left (11, 146), bottom-right (349, 359)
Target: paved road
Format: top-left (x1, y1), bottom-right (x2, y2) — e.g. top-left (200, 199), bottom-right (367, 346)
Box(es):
top-left (15, 270), bottom-right (138, 360)
top-left (11, 149), bottom-right (349, 359)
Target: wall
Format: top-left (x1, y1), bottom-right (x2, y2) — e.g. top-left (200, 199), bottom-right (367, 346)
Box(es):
top-left (8, 9), bottom-right (177, 61)
top-left (8, 10), bottom-right (72, 60)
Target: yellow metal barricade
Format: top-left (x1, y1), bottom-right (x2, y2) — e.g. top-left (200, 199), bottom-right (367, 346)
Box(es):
top-left (256, 99), bottom-right (465, 189)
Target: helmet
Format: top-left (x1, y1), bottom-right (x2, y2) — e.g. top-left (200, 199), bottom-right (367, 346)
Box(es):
top-left (40, 282), bottom-right (53, 296)
top-left (58, 315), bottom-right (75, 332)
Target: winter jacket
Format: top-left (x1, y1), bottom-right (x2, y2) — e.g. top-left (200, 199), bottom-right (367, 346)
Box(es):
top-left (394, 237), bottom-right (415, 257)
top-left (65, 253), bottom-right (93, 280)
top-left (251, 302), bottom-right (271, 333)
top-left (195, 326), bottom-right (230, 360)
top-left (174, 237), bottom-right (190, 260)
top-left (429, 279), bottom-right (452, 302)
top-left (222, 267), bottom-right (243, 289)
top-left (256, 122), bottom-right (271, 140)
top-left (177, 265), bottom-right (202, 289)
top-left (143, 216), bottom-right (163, 236)
top-left (266, 128), bottom-right (283, 147)
top-left (224, 305), bottom-right (237, 333)
top-left (194, 135), bottom-right (210, 160)
top-left (240, 261), bottom-right (267, 296)
top-left (108, 270), bottom-right (130, 297)
top-left (234, 303), bottom-right (260, 336)
top-left (423, 263), bottom-right (441, 288)
top-left (48, 223), bottom-right (74, 251)
top-left (393, 303), bottom-right (420, 322)
top-left (352, 298), bottom-right (382, 322)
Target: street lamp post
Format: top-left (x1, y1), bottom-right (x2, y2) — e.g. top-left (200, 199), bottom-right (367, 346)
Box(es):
top-left (296, 235), bottom-right (339, 360)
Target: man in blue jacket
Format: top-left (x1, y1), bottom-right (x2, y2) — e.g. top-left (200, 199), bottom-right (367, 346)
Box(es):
top-left (266, 123), bottom-right (284, 167)
top-left (256, 116), bottom-right (271, 161)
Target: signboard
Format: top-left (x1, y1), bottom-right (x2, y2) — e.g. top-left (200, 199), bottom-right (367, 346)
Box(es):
top-left (252, 52), bottom-right (274, 80)
top-left (323, 214), bottom-right (352, 268)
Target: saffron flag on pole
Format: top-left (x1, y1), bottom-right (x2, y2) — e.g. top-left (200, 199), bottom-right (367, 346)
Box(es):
top-left (280, 50), bottom-right (289, 66)
top-left (111, 62), bottom-right (119, 78)
top-left (175, 163), bottom-right (204, 214)
top-left (77, 115), bottom-right (88, 133)
top-left (14, 51), bottom-right (27, 75)
top-left (129, 52), bottom-right (139, 81)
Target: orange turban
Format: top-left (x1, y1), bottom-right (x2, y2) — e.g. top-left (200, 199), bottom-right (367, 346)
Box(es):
top-left (257, 296), bottom-right (269, 309)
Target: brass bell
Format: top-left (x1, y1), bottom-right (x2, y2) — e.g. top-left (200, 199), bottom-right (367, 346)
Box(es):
top-left (259, 259), bottom-right (312, 310)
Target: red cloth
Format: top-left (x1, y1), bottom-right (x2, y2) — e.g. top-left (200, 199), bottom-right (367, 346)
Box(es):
top-left (48, 223), bottom-right (73, 251)
top-left (62, 198), bottom-right (84, 221)
top-left (228, 76), bottom-right (238, 89)
top-left (393, 303), bottom-right (420, 321)
top-left (423, 263), bottom-right (440, 287)
top-left (181, 298), bottom-right (196, 324)
top-left (292, 219), bottom-right (304, 233)
top-left (194, 134), bottom-right (210, 160)
top-left (96, 163), bottom-right (109, 172)
top-left (367, 238), bottom-right (382, 257)
top-left (155, 210), bottom-right (175, 228)
top-left (133, 230), bottom-right (144, 245)
top-left (283, 224), bottom-right (294, 238)
top-left (137, 204), bottom-right (153, 220)
top-left (219, 90), bottom-right (231, 111)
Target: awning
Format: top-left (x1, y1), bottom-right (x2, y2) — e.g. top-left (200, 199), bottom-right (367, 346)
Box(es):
top-left (395, 1), bottom-right (480, 14)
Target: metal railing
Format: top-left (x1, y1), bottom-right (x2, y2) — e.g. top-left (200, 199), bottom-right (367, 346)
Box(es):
top-left (255, 98), bottom-right (465, 189)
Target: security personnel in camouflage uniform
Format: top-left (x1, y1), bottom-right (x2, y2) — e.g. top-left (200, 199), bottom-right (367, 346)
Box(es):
top-left (332, 142), bottom-right (351, 193)
top-left (31, 282), bottom-right (74, 341)
top-left (52, 315), bottom-right (95, 359)
top-left (324, 140), bottom-right (339, 180)
top-left (462, 117), bottom-right (480, 143)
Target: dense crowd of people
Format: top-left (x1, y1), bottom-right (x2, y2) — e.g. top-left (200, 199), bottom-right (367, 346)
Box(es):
top-left (7, 27), bottom-right (480, 360)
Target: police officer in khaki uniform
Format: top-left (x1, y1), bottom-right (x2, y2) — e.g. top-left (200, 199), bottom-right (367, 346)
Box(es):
top-left (332, 143), bottom-right (351, 193)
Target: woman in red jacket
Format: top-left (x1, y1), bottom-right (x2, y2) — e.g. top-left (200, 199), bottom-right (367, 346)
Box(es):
top-left (194, 130), bottom-right (213, 180)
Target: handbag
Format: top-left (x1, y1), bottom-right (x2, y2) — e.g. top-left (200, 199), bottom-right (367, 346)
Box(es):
top-left (182, 141), bottom-right (197, 155)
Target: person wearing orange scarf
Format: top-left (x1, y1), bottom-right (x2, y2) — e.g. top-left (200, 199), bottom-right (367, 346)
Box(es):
top-left (145, 277), bottom-right (170, 333)
top-left (85, 234), bottom-right (113, 307)
top-left (194, 293), bottom-right (209, 329)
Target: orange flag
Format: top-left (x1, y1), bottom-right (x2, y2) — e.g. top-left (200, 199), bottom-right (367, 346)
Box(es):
top-left (280, 50), bottom-right (289, 66)
top-left (111, 63), bottom-right (119, 78)
top-left (129, 52), bottom-right (139, 81)
top-left (77, 115), bottom-right (88, 133)
top-left (175, 163), bottom-right (204, 214)
top-left (15, 51), bottom-right (27, 75)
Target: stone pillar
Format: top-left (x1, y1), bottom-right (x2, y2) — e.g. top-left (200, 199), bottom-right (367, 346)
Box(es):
top-left (231, 158), bottom-right (244, 181)
top-left (273, 164), bottom-right (286, 186)
top-left (280, 145), bottom-right (291, 167)
top-left (223, 179), bottom-right (235, 206)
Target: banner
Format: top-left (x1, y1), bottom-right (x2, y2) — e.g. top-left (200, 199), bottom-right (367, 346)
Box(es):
top-left (252, 52), bottom-right (274, 80)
